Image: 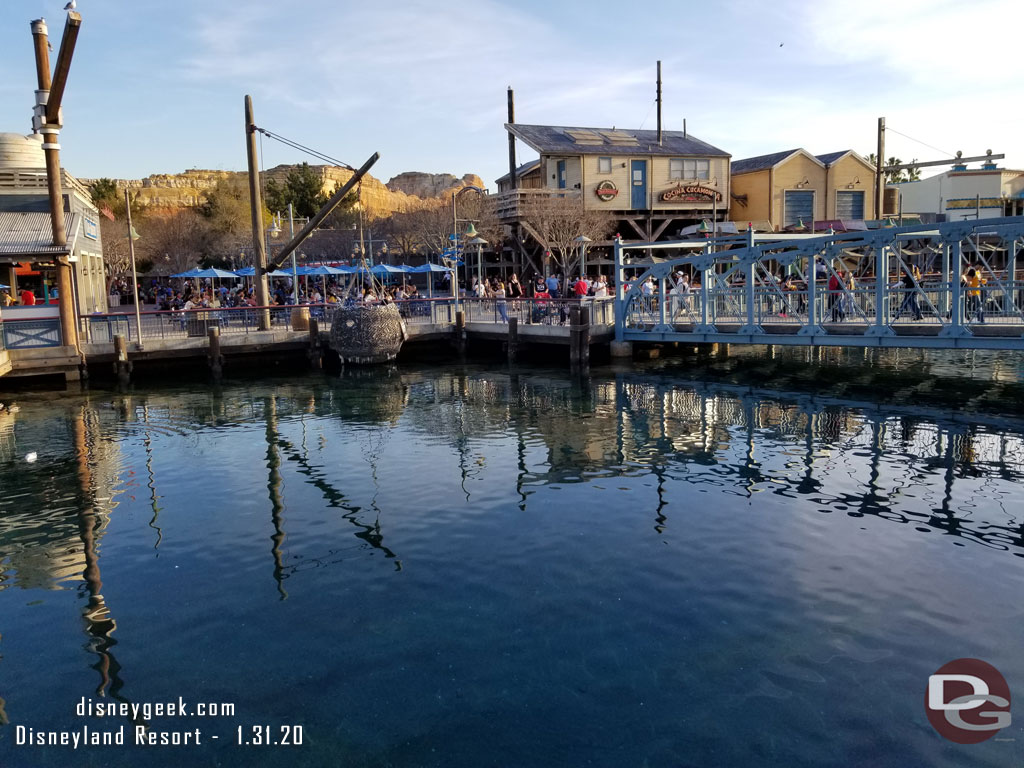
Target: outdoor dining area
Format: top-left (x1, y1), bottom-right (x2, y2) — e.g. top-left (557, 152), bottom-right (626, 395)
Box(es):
top-left (78, 262), bottom-right (459, 346)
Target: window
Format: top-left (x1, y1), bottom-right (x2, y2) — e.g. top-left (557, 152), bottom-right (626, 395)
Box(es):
top-left (598, 156), bottom-right (612, 174)
top-left (670, 158), bottom-right (710, 180)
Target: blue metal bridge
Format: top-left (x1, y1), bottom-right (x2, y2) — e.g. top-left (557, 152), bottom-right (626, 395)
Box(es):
top-left (614, 216), bottom-right (1024, 350)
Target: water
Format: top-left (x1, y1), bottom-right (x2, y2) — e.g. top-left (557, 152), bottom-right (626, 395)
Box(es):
top-left (1, 362), bottom-right (1023, 767)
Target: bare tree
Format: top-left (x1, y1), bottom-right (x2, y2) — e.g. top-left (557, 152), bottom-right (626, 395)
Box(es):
top-left (138, 210), bottom-right (209, 275)
top-left (519, 193), bottom-right (614, 290)
top-left (100, 217), bottom-right (132, 291)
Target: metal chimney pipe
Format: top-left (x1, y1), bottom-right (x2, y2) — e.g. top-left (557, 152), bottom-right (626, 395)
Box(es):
top-left (507, 87), bottom-right (517, 190)
top-left (656, 61), bottom-right (662, 145)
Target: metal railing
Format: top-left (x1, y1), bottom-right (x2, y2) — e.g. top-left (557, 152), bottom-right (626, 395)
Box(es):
top-left (1, 318), bottom-right (63, 349)
top-left (80, 305), bottom-right (329, 345)
top-left (460, 296), bottom-right (614, 326)
top-left (617, 216), bottom-right (1024, 348)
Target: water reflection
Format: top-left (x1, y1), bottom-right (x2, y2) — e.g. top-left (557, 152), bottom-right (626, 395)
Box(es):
top-left (1, 368), bottom-right (1024, 725)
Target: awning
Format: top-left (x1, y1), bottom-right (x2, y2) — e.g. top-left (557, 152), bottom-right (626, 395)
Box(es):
top-left (0, 212), bottom-right (79, 259)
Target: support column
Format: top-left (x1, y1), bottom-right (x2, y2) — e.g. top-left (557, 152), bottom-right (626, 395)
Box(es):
top-left (940, 243), bottom-right (951, 317)
top-left (207, 327), bottom-right (223, 382)
top-left (244, 95), bottom-right (271, 330)
top-left (507, 316), bottom-right (518, 363)
top-left (31, 18), bottom-right (79, 352)
top-left (113, 333), bottom-right (131, 386)
top-left (940, 239), bottom-right (970, 337)
top-left (798, 253), bottom-right (823, 337)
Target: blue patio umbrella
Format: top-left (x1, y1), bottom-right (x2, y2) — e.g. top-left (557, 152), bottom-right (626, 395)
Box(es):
top-left (410, 263), bottom-right (452, 273)
top-left (370, 264), bottom-right (408, 275)
top-left (299, 265), bottom-right (347, 276)
top-left (0, 283), bottom-right (9, 290)
top-left (171, 268), bottom-right (204, 278)
top-left (193, 268), bottom-right (239, 279)
top-left (235, 266), bottom-right (293, 277)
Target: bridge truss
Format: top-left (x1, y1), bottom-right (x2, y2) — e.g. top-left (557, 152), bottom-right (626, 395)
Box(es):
top-left (614, 216), bottom-right (1024, 350)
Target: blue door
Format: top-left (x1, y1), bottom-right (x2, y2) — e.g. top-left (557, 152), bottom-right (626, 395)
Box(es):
top-left (557, 160), bottom-right (566, 189)
top-left (630, 160), bottom-right (647, 209)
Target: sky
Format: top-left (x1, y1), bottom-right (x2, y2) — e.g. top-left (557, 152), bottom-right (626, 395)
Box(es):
top-left (1, 0), bottom-right (1021, 190)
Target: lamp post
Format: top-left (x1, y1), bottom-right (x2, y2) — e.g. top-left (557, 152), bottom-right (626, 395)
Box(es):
top-left (288, 203), bottom-right (298, 304)
top-left (267, 214), bottom-right (283, 301)
top-left (468, 236), bottom-right (488, 286)
top-left (453, 185), bottom-right (486, 304)
top-left (574, 235), bottom-right (592, 279)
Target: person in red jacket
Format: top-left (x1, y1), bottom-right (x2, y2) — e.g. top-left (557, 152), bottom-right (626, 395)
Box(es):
top-left (19, 288), bottom-right (36, 306)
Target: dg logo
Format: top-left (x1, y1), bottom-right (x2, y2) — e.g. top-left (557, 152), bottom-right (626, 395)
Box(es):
top-left (926, 659), bottom-right (1011, 744)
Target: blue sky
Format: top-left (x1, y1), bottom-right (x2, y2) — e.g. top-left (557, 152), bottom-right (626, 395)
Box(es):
top-left (1, 0), bottom-right (1020, 189)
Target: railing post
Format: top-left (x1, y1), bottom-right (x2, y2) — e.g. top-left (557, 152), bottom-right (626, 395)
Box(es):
top-left (865, 243), bottom-right (896, 338)
top-left (940, 243), bottom-right (951, 317)
top-left (798, 253), bottom-right (823, 337)
top-left (940, 239), bottom-right (971, 338)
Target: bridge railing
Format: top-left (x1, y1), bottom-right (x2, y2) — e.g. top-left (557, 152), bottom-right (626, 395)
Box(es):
top-left (616, 217), bottom-right (1024, 346)
top-left (460, 296), bottom-right (615, 326)
top-left (624, 279), bottom-right (1024, 331)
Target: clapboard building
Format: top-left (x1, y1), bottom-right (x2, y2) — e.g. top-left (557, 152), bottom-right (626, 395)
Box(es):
top-left (498, 123), bottom-right (731, 257)
top-left (728, 148), bottom-right (878, 231)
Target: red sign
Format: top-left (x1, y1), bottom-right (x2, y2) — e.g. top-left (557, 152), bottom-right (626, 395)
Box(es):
top-left (595, 180), bottom-right (619, 201)
top-left (661, 184), bottom-right (723, 203)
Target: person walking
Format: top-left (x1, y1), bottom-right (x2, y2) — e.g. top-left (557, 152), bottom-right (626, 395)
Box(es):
top-left (965, 267), bottom-right (987, 323)
top-left (494, 280), bottom-right (508, 323)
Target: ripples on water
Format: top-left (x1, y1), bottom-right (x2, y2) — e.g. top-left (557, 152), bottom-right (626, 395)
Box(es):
top-left (1, 365), bottom-right (1023, 767)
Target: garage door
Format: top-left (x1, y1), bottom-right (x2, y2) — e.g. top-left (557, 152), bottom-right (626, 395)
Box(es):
top-left (784, 190), bottom-right (814, 228)
top-left (836, 190), bottom-right (865, 220)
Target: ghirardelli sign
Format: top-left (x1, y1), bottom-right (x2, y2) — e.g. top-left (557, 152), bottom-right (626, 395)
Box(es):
top-left (661, 184), bottom-right (723, 203)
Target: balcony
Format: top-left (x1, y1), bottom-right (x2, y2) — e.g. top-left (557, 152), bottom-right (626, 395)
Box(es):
top-left (495, 188), bottom-right (581, 221)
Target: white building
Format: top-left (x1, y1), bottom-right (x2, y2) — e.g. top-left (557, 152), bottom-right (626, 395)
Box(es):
top-left (896, 161), bottom-right (1024, 222)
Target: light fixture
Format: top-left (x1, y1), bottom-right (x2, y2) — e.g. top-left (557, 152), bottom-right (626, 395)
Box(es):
top-left (465, 222), bottom-right (479, 238)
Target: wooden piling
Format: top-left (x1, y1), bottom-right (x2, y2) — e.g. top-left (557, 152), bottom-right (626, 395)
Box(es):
top-left (113, 333), bottom-right (131, 386)
top-left (208, 327), bottom-right (223, 381)
top-left (308, 318), bottom-right (322, 368)
top-left (507, 316), bottom-right (518, 363)
top-left (455, 310), bottom-right (466, 358)
top-left (569, 305), bottom-right (582, 366)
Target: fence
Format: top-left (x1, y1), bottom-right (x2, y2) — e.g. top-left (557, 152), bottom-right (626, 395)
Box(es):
top-left (460, 296), bottom-right (615, 326)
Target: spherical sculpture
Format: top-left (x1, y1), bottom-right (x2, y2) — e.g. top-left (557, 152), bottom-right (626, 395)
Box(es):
top-left (329, 303), bottom-right (406, 364)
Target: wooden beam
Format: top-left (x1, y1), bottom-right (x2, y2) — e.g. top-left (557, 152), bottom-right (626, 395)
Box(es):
top-left (623, 217), bottom-right (647, 239)
top-left (46, 12), bottom-right (82, 124)
top-left (269, 152), bottom-right (380, 269)
top-left (651, 218), bottom-right (674, 241)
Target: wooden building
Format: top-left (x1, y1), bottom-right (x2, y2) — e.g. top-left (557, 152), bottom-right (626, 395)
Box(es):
top-left (728, 148), bottom-right (877, 231)
top-left (498, 124), bottom-right (731, 242)
top-left (0, 132), bottom-right (106, 316)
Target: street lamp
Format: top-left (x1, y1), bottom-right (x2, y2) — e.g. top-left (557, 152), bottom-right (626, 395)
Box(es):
top-left (453, 185), bottom-right (486, 309)
top-left (468, 236), bottom-right (487, 286)
top-left (574, 235), bottom-right (592, 278)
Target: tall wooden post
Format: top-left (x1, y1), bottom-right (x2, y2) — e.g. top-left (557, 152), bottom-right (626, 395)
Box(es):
top-left (31, 16), bottom-right (80, 352)
top-left (245, 95), bottom-right (271, 330)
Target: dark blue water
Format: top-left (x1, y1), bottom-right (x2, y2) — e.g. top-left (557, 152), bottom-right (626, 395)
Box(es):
top-left (1, 364), bottom-right (1023, 767)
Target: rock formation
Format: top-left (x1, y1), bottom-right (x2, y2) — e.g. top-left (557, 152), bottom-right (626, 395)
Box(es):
top-left (81, 165), bottom-right (485, 218)
top-left (386, 172), bottom-right (485, 199)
